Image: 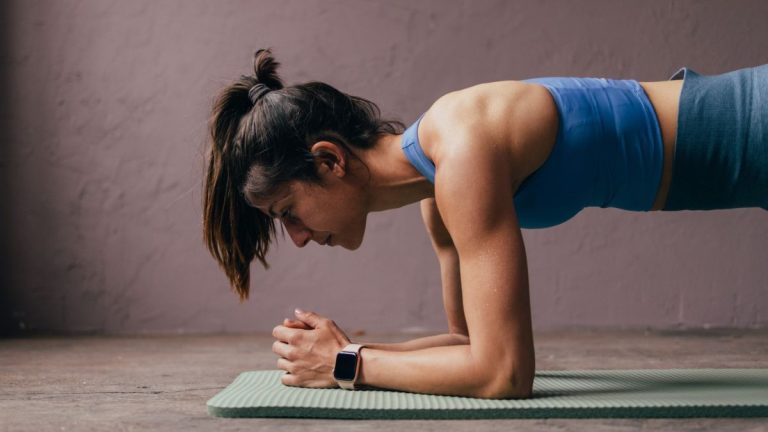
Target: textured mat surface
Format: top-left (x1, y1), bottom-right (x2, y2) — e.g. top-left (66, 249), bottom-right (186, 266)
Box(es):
top-left (207, 369), bottom-right (768, 419)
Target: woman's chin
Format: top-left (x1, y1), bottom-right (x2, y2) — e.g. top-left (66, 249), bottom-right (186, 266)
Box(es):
top-left (339, 234), bottom-right (363, 251)
top-left (331, 227), bottom-right (365, 250)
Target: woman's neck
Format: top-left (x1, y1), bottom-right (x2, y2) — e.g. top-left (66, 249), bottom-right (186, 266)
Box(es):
top-left (354, 132), bottom-right (435, 213)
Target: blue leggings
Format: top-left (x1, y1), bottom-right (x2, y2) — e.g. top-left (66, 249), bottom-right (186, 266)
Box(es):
top-left (664, 64), bottom-right (768, 211)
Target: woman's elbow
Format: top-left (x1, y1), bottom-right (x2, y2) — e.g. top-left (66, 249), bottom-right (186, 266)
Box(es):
top-left (477, 370), bottom-right (534, 399)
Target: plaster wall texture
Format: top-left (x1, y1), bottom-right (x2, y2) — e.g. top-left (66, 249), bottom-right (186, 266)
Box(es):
top-left (1, 0), bottom-right (767, 334)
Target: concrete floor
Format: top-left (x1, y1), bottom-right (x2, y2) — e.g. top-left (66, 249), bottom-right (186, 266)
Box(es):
top-left (1, 329), bottom-right (767, 431)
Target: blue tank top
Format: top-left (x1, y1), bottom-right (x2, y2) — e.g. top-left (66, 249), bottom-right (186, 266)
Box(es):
top-left (401, 77), bottom-right (664, 229)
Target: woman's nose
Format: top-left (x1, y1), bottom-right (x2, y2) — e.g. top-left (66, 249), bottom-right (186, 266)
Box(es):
top-left (284, 220), bottom-right (312, 247)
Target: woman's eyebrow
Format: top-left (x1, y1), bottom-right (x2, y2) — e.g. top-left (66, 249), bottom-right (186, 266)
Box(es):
top-left (265, 194), bottom-right (290, 218)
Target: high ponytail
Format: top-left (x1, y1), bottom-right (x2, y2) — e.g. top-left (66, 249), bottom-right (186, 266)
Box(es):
top-left (203, 48), bottom-right (405, 301)
top-left (252, 48), bottom-right (282, 90)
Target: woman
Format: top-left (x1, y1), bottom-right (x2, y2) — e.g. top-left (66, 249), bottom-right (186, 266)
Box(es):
top-left (203, 48), bottom-right (768, 399)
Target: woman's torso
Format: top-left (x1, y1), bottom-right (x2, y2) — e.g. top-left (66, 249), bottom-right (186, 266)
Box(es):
top-left (405, 77), bottom-right (682, 228)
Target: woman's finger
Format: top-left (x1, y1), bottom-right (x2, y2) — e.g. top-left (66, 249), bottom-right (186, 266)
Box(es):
top-left (276, 357), bottom-right (294, 373)
top-left (283, 318), bottom-right (312, 330)
top-left (294, 309), bottom-right (324, 328)
top-left (272, 340), bottom-right (294, 360)
top-left (281, 372), bottom-right (298, 387)
top-left (272, 324), bottom-right (300, 343)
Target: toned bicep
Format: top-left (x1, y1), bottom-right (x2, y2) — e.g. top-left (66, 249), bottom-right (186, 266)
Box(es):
top-left (435, 147), bottom-right (535, 393)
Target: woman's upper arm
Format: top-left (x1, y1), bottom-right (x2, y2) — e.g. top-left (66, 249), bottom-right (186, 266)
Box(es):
top-left (434, 139), bottom-right (535, 397)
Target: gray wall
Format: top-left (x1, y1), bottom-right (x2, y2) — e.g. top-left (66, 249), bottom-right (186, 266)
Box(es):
top-left (2, 0), bottom-right (767, 334)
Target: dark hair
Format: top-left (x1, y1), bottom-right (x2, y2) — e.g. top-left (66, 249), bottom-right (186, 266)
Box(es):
top-left (203, 48), bottom-right (405, 300)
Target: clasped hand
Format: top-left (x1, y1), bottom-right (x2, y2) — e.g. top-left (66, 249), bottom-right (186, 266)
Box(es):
top-left (271, 308), bottom-right (351, 388)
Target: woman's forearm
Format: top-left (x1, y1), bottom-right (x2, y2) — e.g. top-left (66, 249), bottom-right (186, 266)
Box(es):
top-left (357, 332), bottom-right (469, 351)
top-left (356, 344), bottom-right (526, 399)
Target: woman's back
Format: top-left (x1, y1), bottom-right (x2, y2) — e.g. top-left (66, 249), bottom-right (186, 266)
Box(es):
top-left (404, 77), bottom-right (681, 228)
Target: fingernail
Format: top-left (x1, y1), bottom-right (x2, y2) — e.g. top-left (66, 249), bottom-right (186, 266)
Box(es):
top-left (294, 308), bottom-right (304, 315)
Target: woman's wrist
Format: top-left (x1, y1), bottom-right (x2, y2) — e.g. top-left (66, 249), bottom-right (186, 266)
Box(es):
top-left (355, 346), bottom-right (373, 387)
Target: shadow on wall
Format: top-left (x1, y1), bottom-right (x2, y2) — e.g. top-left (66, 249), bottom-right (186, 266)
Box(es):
top-left (0, 1), bottom-right (15, 335)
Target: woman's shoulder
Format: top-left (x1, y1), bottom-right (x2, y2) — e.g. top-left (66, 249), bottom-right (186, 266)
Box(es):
top-left (421, 80), bottom-right (558, 188)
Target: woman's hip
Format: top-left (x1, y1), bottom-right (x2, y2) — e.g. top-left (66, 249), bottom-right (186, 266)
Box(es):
top-left (664, 64), bottom-right (768, 211)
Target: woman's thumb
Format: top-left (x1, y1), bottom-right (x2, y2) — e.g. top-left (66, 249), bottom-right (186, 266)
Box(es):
top-left (294, 308), bottom-right (322, 328)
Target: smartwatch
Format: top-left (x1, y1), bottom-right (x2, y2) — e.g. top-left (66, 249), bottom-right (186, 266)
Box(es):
top-left (332, 343), bottom-right (365, 390)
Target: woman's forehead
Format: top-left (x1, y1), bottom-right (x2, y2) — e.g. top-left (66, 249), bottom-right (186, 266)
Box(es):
top-left (246, 187), bottom-right (292, 214)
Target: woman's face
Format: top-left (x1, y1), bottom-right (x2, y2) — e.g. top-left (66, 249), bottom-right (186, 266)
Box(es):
top-left (264, 181), bottom-right (368, 250)
top-left (248, 146), bottom-right (369, 250)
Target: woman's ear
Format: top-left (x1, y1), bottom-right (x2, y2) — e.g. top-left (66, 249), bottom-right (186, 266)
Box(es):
top-left (310, 141), bottom-right (346, 176)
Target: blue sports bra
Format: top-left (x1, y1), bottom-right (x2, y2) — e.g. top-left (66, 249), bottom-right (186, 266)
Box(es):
top-left (401, 77), bottom-right (664, 229)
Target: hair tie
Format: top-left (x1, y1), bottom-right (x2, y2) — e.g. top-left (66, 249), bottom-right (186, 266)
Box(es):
top-left (248, 83), bottom-right (272, 104)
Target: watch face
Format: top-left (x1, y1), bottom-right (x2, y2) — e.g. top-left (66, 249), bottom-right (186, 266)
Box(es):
top-left (333, 351), bottom-right (358, 381)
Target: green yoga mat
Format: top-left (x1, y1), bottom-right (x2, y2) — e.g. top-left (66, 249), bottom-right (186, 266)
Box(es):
top-left (207, 369), bottom-right (768, 419)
